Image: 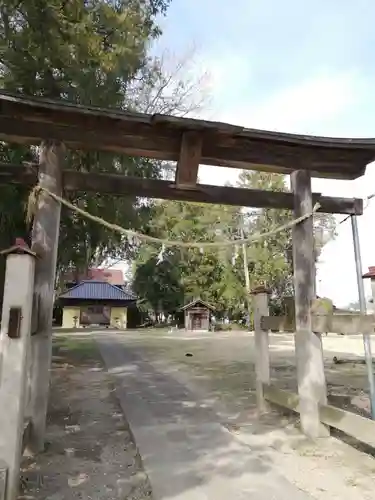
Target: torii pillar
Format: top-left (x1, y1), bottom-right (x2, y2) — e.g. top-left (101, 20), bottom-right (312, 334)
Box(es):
top-left (291, 171), bottom-right (329, 438)
top-left (28, 141), bottom-right (64, 453)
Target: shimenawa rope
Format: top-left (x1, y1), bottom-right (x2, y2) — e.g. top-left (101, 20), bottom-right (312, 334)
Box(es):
top-left (26, 185), bottom-right (321, 249)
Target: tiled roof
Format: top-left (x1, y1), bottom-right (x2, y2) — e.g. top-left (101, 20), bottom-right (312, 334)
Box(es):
top-left (59, 280), bottom-right (136, 301)
top-left (62, 268), bottom-right (124, 285)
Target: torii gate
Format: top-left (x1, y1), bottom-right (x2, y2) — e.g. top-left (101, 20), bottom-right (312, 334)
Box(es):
top-left (0, 91), bottom-right (374, 499)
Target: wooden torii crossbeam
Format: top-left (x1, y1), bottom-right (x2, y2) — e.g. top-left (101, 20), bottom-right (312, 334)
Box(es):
top-left (0, 90), bottom-right (374, 461)
top-left (0, 91), bottom-right (375, 181)
top-left (0, 162), bottom-right (363, 214)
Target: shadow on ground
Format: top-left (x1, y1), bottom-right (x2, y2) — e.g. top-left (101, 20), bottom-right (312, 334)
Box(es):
top-left (97, 335), bottom-right (312, 499)
top-left (20, 335), bottom-right (152, 500)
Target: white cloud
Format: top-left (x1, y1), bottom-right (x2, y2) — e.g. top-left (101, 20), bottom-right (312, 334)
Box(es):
top-left (206, 70), bottom-right (363, 133)
top-left (249, 72), bottom-right (362, 133)
top-left (201, 53), bottom-right (253, 102)
top-left (199, 71), bottom-right (364, 186)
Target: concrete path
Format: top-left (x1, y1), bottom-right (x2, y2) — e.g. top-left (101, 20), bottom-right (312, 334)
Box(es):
top-left (97, 335), bottom-right (312, 500)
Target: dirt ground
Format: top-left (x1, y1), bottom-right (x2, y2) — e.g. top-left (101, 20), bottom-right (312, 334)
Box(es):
top-left (118, 330), bottom-right (375, 417)
top-left (111, 329), bottom-right (375, 500)
top-left (18, 330), bottom-right (375, 500)
top-left (19, 336), bottom-right (152, 500)
top-left (121, 330), bottom-right (375, 420)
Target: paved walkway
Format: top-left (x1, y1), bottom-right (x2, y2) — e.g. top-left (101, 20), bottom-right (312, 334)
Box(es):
top-left (97, 335), bottom-right (312, 500)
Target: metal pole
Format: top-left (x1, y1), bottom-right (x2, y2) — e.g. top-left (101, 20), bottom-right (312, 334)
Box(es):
top-left (351, 214), bottom-right (375, 419)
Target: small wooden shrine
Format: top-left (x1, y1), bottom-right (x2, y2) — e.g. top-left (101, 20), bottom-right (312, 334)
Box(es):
top-left (180, 299), bottom-right (215, 332)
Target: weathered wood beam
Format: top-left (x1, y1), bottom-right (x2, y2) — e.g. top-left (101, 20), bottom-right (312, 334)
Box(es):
top-left (1, 91), bottom-right (375, 179)
top-left (0, 118), bottom-right (178, 161)
top-left (263, 385), bottom-right (299, 412)
top-left (291, 170), bottom-right (329, 438)
top-left (175, 131), bottom-right (202, 187)
top-left (28, 141), bottom-right (64, 454)
top-left (264, 384), bottom-right (375, 449)
top-left (0, 162), bottom-right (37, 184)
top-left (0, 163), bottom-right (363, 215)
top-left (252, 286), bottom-right (270, 414)
top-left (261, 313), bottom-right (375, 335)
top-left (0, 117), bottom-right (370, 180)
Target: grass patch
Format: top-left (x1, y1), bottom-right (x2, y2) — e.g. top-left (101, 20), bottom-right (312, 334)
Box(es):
top-left (52, 336), bottom-right (100, 367)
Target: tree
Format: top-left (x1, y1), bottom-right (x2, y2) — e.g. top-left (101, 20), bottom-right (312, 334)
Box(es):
top-left (0, 0), bottom-right (171, 302)
top-left (238, 170), bottom-right (336, 313)
top-left (0, 0), bottom-right (209, 295)
top-left (132, 170), bottom-right (337, 320)
top-left (133, 199), bottom-right (246, 318)
top-left (133, 249), bottom-right (184, 317)
top-left (128, 46), bottom-right (211, 117)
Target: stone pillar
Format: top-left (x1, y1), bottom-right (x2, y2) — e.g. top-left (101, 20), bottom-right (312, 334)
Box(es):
top-left (0, 240), bottom-right (36, 500)
top-left (251, 285), bottom-right (271, 414)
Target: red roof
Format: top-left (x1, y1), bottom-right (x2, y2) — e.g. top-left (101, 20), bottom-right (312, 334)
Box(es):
top-left (363, 266), bottom-right (375, 279)
top-left (0, 238), bottom-right (36, 257)
top-left (63, 268), bottom-right (124, 285)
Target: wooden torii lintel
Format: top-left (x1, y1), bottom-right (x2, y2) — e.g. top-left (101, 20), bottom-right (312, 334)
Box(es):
top-left (175, 131), bottom-right (202, 188)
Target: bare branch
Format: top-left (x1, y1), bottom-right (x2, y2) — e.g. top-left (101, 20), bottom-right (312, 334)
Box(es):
top-left (128, 45), bottom-right (212, 117)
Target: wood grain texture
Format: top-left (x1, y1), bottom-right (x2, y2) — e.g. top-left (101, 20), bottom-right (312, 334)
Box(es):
top-left (0, 163), bottom-right (364, 215)
top-left (29, 141), bottom-right (64, 454)
top-left (264, 384), bottom-right (375, 448)
top-left (291, 170), bottom-right (329, 438)
top-left (0, 91), bottom-right (374, 179)
top-left (252, 290), bottom-right (270, 413)
top-left (175, 131), bottom-right (202, 186)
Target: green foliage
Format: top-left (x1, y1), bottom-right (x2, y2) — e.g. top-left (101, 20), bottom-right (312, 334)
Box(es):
top-left (133, 200), bottom-right (244, 316)
top-left (238, 171), bottom-right (293, 312)
top-left (132, 171), bottom-right (337, 319)
top-left (133, 251), bottom-right (184, 313)
top-left (0, 0), bottom-right (195, 287)
top-left (0, 0), bottom-right (337, 316)
top-left (0, 0), bottom-right (170, 98)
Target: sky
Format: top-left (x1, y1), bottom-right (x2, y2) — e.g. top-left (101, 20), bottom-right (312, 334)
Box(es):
top-left (116, 0), bottom-right (375, 307)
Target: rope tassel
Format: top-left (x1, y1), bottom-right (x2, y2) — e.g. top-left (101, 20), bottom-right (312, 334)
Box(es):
top-left (156, 244), bottom-right (166, 265)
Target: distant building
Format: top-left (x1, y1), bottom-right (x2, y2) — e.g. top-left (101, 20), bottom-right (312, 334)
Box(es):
top-left (57, 268), bottom-right (135, 329)
top-left (58, 280), bottom-right (136, 329)
top-left (180, 299), bottom-right (215, 332)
